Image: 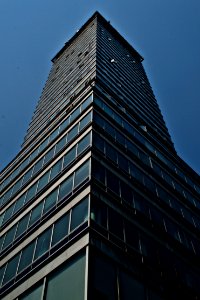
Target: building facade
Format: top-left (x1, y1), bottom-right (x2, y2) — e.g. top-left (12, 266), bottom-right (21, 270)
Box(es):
top-left (1, 12), bottom-right (200, 300)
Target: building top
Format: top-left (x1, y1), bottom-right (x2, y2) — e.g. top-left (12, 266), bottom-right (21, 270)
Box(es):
top-left (51, 11), bottom-right (143, 63)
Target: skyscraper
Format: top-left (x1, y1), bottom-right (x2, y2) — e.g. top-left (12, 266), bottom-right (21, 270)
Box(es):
top-left (1, 11), bottom-right (200, 299)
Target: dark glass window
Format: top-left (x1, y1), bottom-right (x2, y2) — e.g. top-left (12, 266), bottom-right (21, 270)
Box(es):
top-left (12, 178), bottom-right (23, 195)
top-left (119, 270), bottom-right (145, 300)
top-left (2, 225), bottom-right (17, 249)
top-left (79, 112), bottom-right (92, 131)
top-left (25, 182), bottom-right (38, 203)
top-left (34, 227), bottom-right (52, 260)
top-left (58, 176), bottom-right (73, 201)
top-left (52, 214), bottom-right (69, 246)
top-left (29, 201), bottom-right (44, 227)
top-left (55, 136), bottom-right (67, 154)
top-left (3, 253), bottom-right (20, 285)
top-left (120, 181), bottom-right (133, 205)
top-left (93, 133), bottom-right (104, 153)
top-left (22, 168), bottom-right (33, 185)
top-left (2, 204), bottom-right (14, 224)
top-left (118, 153), bottom-right (129, 173)
top-left (37, 171), bottom-right (50, 192)
top-left (43, 188), bottom-right (58, 214)
top-left (104, 121), bottom-right (115, 137)
top-left (91, 255), bottom-right (117, 300)
top-left (91, 200), bottom-right (107, 228)
top-left (13, 194), bottom-right (26, 214)
top-left (15, 214), bottom-right (30, 239)
top-left (116, 131), bottom-right (125, 146)
top-left (106, 143), bottom-right (117, 163)
top-left (70, 107), bottom-right (80, 122)
top-left (82, 94), bottom-right (92, 110)
top-left (45, 253), bottom-right (85, 300)
top-left (67, 124), bottom-right (78, 143)
top-left (124, 221), bottom-right (140, 250)
top-left (63, 147), bottom-right (76, 169)
top-left (74, 161), bottom-right (90, 188)
top-left (18, 241), bottom-right (35, 273)
top-left (92, 161), bottom-right (105, 184)
top-left (77, 133), bottom-right (91, 155)
top-left (43, 148), bottom-right (55, 165)
top-left (70, 198), bottom-right (88, 231)
top-left (107, 171), bottom-right (120, 195)
top-left (59, 118), bottom-right (70, 132)
top-left (50, 159), bottom-right (62, 180)
top-left (32, 157), bottom-right (44, 175)
top-left (109, 209), bottom-right (124, 240)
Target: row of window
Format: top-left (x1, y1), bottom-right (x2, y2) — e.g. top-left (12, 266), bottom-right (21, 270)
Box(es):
top-left (93, 132), bottom-right (200, 231)
top-left (0, 94), bottom-right (92, 193)
top-left (1, 148), bottom-right (91, 232)
top-left (18, 252), bottom-right (86, 300)
top-left (1, 152), bottom-right (91, 255)
top-left (92, 161), bottom-right (200, 256)
top-left (94, 93), bottom-right (200, 195)
top-left (0, 197), bottom-right (89, 288)
top-left (1, 109), bottom-right (92, 207)
top-left (93, 109), bottom-right (200, 208)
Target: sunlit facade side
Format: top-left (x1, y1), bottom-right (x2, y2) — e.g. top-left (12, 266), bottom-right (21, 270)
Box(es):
top-left (1, 12), bottom-right (200, 300)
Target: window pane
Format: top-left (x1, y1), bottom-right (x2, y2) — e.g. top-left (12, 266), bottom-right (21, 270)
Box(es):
top-left (3, 253), bottom-right (20, 285)
top-left (67, 124), bottom-right (78, 143)
top-left (37, 171), bottom-right (50, 192)
top-left (52, 214), bottom-right (69, 246)
top-left (81, 94), bottom-right (92, 111)
top-left (91, 200), bottom-right (107, 228)
top-left (92, 161), bottom-right (105, 184)
top-left (63, 147), bottom-right (76, 169)
top-left (43, 148), bottom-right (55, 165)
top-left (93, 133), bottom-right (104, 153)
top-left (107, 171), bottom-right (120, 195)
top-left (2, 204), bottom-right (14, 224)
top-left (74, 161), bottom-right (89, 188)
top-left (58, 176), bottom-right (73, 202)
top-left (12, 178), bottom-right (23, 195)
top-left (32, 157), bottom-right (44, 175)
top-left (15, 214), bottom-right (30, 239)
top-left (43, 188), bottom-right (58, 214)
top-left (106, 143), bottom-right (117, 163)
top-left (77, 133), bottom-right (91, 156)
top-left (70, 107), bottom-right (80, 122)
top-left (29, 201), bottom-right (43, 227)
top-left (22, 168), bottom-right (33, 185)
top-left (79, 112), bottom-right (92, 131)
top-left (25, 182), bottom-right (38, 203)
top-left (59, 118), bottom-right (70, 133)
top-left (55, 136), bottom-right (67, 154)
top-left (13, 194), bottom-right (26, 214)
top-left (18, 241), bottom-right (35, 273)
top-left (109, 209), bottom-right (124, 240)
top-left (2, 225), bottom-right (17, 249)
top-left (91, 254), bottom-right (117, 300)
top-left (70, 198), bottom-right (88, 231)
top-left (20, 283), bottom-right (43, 300)
top-left (34, 227), bottom-right (52, 260)
top-left (119, 270), bottom-right (145, 300)
top-left (118, 153), bottom-right (129, 173)
top-left (50, 159), bottom-right (62, 180)
top-left (45, 253), bottom-right (85, 300)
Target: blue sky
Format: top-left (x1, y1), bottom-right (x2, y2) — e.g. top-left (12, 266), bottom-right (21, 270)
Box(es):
top-left (0, 0), bottom-right (200, 174)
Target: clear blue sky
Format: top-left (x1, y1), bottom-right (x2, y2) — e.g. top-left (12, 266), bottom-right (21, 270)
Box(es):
top-left (0, 0), bottom-right (200, 174)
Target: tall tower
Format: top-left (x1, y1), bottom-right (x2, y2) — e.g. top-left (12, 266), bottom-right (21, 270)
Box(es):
top-left (1, 12), bottom-right (200, 300)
